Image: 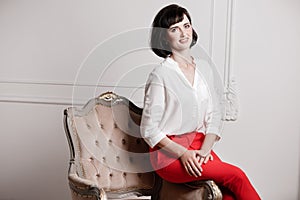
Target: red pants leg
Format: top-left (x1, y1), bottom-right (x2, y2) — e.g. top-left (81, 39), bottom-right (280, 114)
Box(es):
top-left (150, 132), bottom-right (261, 200)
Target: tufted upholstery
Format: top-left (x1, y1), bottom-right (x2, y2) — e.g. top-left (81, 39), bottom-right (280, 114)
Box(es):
top-left (63, 92), bottom-right (222, 200)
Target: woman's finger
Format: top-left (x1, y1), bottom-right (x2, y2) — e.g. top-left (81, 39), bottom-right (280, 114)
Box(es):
top-left (204, 156), bottom-right (210, 164)
top-left (198, 156), bottom-right (205, 166)
top-left (184, 163), bottom-right (193, 176)
top-left (204, 154), bottom-right (213, 164)
top-left (189, 160), bottom-right (202, 177)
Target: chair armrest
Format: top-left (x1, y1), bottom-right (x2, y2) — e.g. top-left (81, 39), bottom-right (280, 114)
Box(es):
top-left (185, 180), bottom-right (222, 200)
top-left (68, 172), bottom-right (107, 200)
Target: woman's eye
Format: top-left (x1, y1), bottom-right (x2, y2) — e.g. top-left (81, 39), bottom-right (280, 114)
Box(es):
top-left (170, 28), bottom-right (177, 33)
top-left (184, 24), bottom-right (191, 29)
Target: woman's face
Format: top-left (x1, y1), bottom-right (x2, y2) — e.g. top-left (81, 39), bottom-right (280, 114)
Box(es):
top-left (166, 14), bottom-right (193, 53)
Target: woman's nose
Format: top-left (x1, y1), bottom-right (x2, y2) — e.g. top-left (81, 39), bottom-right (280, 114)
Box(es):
top-left (179, 28), bottom-right (187, 37)
top-left (180, 28), bottom-right (187, 37)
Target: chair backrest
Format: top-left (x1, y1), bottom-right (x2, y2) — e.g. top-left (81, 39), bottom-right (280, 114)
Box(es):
top-left (64, 92), bottom-right (158, 197)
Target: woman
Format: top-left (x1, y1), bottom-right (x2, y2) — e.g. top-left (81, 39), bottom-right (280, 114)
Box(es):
top-left (140, 4), bottom-right (261, 200)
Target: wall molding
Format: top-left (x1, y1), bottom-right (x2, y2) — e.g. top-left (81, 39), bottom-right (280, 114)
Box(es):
top-left (0, 79), bottom-right (85, 106)
top-left (0, 94), bottom-right (79, 106)
top-left (0, 79), bottom-right (144, 106)
top-left (222, 0), bottom-right (238, 121)
top-left (209, 0), bottom-right (215, 58)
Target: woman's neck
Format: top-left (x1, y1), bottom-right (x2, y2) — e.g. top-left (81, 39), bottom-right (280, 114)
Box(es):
top-left (171, 50), bottom-right (194, 66)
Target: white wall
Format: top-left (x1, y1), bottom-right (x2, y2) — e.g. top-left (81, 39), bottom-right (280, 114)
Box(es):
top-left (0, 0), bottom-right (299, 199)
top-left (0, 102), bottom-right (70, 199)
top-left (215, 0), bottom-right (300, 199)
top-left (0, 0), bottom-right (222, 106)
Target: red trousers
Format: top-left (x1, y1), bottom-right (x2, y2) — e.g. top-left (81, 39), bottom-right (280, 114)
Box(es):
top-left (150, 132), bottom-right (261, 200)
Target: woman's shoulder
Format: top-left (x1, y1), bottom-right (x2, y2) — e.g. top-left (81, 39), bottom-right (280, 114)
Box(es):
top-left (194, 58), bottom-right (212, 72)
top-left (194, 58), bottom-right (223, 90)
top-left (151, 58), bottom-right (174, 75)
top-left (194, 58), bottom-right (218, 79)
top-left (146, 58), bottom-right (175, 84)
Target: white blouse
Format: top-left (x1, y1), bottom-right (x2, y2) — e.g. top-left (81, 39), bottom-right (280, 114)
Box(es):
top-left (140, 57), bottom-right (224, 148)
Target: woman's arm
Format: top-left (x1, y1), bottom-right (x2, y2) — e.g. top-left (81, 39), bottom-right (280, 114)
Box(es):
top-left (140, 72), bottom-right (167, 148)
top-left (199, 60), bottom-right (225, 139)
top-left (198, 133), bottom-right (219, 165)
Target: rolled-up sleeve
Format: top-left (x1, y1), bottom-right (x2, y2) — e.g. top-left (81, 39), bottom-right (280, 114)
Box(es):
top-left (140, 72), bottom-right (166, 148)
top-left (206, 95), bottom-right (223, 138)
top-left (203, 67), bottom-right (225, 139)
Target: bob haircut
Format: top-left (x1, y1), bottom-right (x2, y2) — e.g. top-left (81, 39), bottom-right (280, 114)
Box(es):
top-left (150, 4), bottom-right (198, 58)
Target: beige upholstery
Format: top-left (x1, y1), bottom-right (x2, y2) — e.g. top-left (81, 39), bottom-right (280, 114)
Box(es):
top-left (63, 92), bottom-right (222, 200)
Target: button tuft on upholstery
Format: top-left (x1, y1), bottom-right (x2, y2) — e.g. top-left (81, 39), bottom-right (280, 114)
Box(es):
top-left (122, 139), bottom-right (126, 145)
top-left (113, 123), bottom-right (118, 128)
top-left (123, 172), bottom-right (127, 177)
top-left (137, 173), bottom-right (142, 178)
top-left (89, 157), bottom-right (94, 161)
top-left (116, 156), bottom-right (120, 161)
top-left (96, 173), bottom-right (100, 178)
top-left (95, 140), bottom-right (99, 146)
top-left (108, 139), bottom-right (112, 144)
top-left (102, 157), bottom-right (106, 162)
top-left (100, 124), bottom-right (104, 129)
top-left (136, 138), bottom-right (141, 144)
top-left (109, 173), bottom-right (113, 177)
top-left (129, 156), bottom-right (133, 163)
top-left (86, 123), bottom-right (91, 129)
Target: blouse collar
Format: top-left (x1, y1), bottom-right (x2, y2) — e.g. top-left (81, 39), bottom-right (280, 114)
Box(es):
top-left (163, 56), bottom-right (202, 89)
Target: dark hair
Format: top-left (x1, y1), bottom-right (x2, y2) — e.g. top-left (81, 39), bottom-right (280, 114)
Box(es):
top-left (150, 4), bottom-right (198, 58)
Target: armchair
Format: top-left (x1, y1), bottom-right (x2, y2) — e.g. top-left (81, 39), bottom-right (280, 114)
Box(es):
top-left (63, 92), bottom-right (222, 199)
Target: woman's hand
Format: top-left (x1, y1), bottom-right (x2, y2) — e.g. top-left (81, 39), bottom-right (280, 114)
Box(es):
top-left (156, 135), bottom-right (216, 177)
top-left (180, 150), bottom-right (203, 177)
top-left (180, 149), bottom-right (214, 177)
top-left (197, 149), bottom-right (213, 166)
